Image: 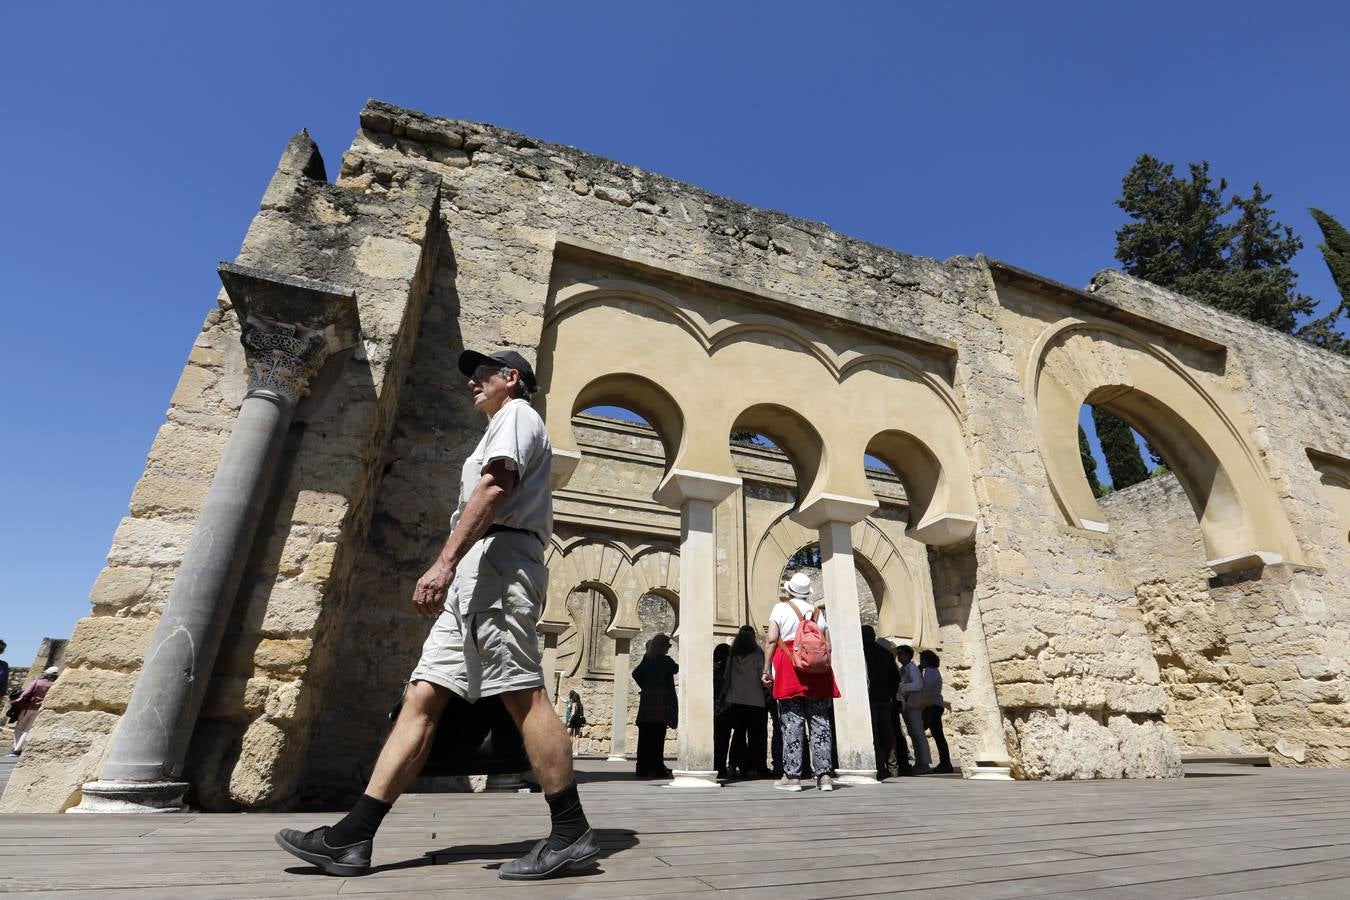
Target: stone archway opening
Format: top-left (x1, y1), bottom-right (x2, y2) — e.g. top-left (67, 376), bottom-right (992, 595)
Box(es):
top-left (779, 542), bottom-right (881, 629)
top-left (860, 434), bottom-right (997, 773)
top-left (1078, 401), bottom-right (1263, 760)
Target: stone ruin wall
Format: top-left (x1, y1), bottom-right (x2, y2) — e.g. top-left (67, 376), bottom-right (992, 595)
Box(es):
top-left (3, 98), bottom-right (1347, 811)
top-left (1086, 272), bottom-right (1350, 769)
top-left (1104, 471), bottom-right (1350, 765)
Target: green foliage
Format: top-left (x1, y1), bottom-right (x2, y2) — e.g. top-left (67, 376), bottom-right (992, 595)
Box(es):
top-left (1115, 155), bottom-right (1323, 338)
top-left (1091, 406), bottom-right (1149, 490)
top-left (1302, 208), bottom-right (1350, 355)
top-left (1078, 424), bottom-right (1106, 498)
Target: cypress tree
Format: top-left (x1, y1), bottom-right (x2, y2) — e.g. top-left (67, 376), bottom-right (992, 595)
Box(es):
top-left (1091, 407), bottom-right (1149, 490)
top-left (1078, 425), bottom-right (1106, 498)
top-left (1115, 156), bottom-right (1322, 341)
top-left (1301, 208), bottom-right (1350, 354)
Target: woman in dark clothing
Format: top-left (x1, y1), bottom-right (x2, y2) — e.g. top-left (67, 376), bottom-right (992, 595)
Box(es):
top-left (632, 633), bottom-right (678, 778)
top-left (919, 649), bottom-right (953, 774)
top-left (713, 643), bottom-right (732, 778)
top-left (724, 625), bottom-right (769, 778)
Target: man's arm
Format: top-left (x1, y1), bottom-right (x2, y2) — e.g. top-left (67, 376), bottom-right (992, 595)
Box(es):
top-left (899, 662), bottom-right (922, 693)
top-left (413, 458), bottom-right (519, 617)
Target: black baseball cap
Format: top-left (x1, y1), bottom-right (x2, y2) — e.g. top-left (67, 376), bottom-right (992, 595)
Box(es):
top-left (457, 348), bottom-right (538, 392)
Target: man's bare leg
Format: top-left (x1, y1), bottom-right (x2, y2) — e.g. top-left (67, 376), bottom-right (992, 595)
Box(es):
top-left (502, 686), bottom-right (574, 793)
top-left (274, 679), bottom-right (452, 875)
top-left (366, 680), bottom-right (451, 801)
top-left (497, 685), bottom-right (597, 875)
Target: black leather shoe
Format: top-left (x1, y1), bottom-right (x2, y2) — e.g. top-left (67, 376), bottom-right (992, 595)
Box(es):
top-left (499, 829), bottom-right (600, 880)
top-left (275, 826), bottom-right (372, 876)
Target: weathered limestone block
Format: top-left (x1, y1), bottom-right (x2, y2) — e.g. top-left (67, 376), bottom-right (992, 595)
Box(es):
top-left (62, 616), bottom-right (157, 671)
top-left (42, 667), bottom-right (138, 713)
top-left (1010, 710), bottom-right (1126, 779)
top-left (0, 711), bottom-right (120, 813)
top-left (88, 566), bottom-right (154, 610)
top-left (229, 718), bottom-right (291, 807)
top-left (1108, 715), bottom-right (1183, 778)
top-left (253, 639), bottom-right (313, 676)
top-left (106, 517), bottom-right (195, 568)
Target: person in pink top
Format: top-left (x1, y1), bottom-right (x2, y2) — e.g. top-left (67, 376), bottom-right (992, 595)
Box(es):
top-left (762, 573), bottom-right (839, 792)
top-left (9, 666), bottom-right (58, 756)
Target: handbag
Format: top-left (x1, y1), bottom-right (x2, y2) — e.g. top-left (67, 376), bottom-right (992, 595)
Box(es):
top-left (908, 668), bottom-right (939, 710)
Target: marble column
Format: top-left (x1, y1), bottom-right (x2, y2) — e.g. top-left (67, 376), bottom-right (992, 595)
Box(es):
top-left (606, 632), bottom-right (637, 761)
top-left (654, 469), bottom-right (740, 787)
top-left (795, 495), bottom-right (880, 784)
top-left (73, 265), bottom-right (355, 813)
top-left (539, 623), bottom-right (569, 703)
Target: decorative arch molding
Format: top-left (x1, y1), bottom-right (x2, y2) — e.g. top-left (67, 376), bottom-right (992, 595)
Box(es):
top-left (1026, 318), bottom-right (1301, 571)
top-left (541, 276), bottom-right (976, 524)
top-left (543, 535), bottom-right (680, 640)
top-left (549, 279), bottom-right (960, 403)
top-left (748, 509), bottom-right (936, 646)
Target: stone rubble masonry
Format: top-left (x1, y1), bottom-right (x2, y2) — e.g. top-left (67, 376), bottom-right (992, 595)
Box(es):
top-left (1, 127), bottom-right (441, 812)
top-left (5, 99), bottom-right (1348, 809)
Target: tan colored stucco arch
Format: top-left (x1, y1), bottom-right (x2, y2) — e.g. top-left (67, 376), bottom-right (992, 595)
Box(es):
top-left (1027, 319), bottom-right (1302, 570)
top-left (539, 278), bottom-right (976, 541)
top-left (544, 536), bottom-right (637, 633)
top-left (544, 536), bottom-right (679, 638)
top-left (629, 544), bottom-right (681, 604)
top-left (730, 403), bottom-right (827, 505)
top-left (748, 510), bottom-right (937, 646)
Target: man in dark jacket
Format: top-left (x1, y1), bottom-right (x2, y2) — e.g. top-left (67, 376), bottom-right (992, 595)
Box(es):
top-left (861, 626), bottom-right (902, 779)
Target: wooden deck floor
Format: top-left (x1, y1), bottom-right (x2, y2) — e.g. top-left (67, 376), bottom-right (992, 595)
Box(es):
top-left (3, 760), bottom-right (1350, 898)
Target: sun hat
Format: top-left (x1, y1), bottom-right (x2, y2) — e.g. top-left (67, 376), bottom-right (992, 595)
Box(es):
top-left (785, 572), bottom-right (813, 600)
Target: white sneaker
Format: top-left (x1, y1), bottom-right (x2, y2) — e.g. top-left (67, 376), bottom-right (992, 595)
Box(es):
top-left (774, 777), bottom-right (802, 792)
top-left (817, 774), bottom-right (834, 791)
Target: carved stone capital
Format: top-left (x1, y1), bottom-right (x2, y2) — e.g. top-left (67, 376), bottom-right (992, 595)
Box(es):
top-left (217, 262), bottom-right (359, 407)
top-left (240, 316), bottom-right (330, 405)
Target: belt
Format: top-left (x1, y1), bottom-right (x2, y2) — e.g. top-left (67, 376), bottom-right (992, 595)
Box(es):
top-left (485, 523), bottom-right (543, 544)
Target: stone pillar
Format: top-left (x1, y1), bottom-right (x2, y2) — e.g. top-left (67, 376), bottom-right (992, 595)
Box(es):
top-left (795, 496), bottom-right (880, 784)
top-left (607, 633), bottom-right (637, 761)
top-left (655, 469), bottom-right (740, 787)
top-left (539, 623), bottom-right (568, 703)
top-left (73, 265), bottom-right (356, 813)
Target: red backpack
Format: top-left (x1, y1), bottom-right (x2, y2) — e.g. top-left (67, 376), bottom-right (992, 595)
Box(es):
top-left (789, 602), bottom-right (832, 674)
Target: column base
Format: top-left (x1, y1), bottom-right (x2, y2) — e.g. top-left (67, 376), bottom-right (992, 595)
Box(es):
top-left (605, 755), bottom-right (628, 762)
top-left (664, 769), bottom-right (721, 788)
top-left (69, 780), bottom-right (189, 814)
top-left (968, 762), bottom-right (1014, 780)
top-left (833, 770), bottom-right (880, 785)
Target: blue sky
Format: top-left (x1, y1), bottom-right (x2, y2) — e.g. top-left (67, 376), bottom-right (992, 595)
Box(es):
top-left (2, 1), bottom-right (1346, 666)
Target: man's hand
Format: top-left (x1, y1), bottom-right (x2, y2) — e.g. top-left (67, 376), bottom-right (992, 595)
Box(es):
top-left (414, 562), bottom-right (456, 617)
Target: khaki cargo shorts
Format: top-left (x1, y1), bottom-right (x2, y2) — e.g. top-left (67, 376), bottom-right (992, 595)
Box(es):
top-left (409, 531), bottom-right (548, 701)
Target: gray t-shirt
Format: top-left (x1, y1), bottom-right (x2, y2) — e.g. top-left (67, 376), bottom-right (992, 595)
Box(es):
top-left (451, 398), bottom-right (553, 544)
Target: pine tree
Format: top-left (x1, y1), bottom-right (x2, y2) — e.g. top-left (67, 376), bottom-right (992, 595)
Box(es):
top-left (1115, 156), bottom-right (1323, 340)
top-left (1091, 407), bottom-right (1148, 490)
top-left (1300, 209), bottom-right (1350, 354)
top-left (1078, 425), bottom-right (1106, 498)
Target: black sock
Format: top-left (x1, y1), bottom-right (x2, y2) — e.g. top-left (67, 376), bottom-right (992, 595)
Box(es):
top-left (544, 783), bottom-right (590, 850)
top-left (326, 794), bottom-right (392, 847)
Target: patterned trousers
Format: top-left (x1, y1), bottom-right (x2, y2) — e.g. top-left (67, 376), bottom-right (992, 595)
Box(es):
top-left (778, 697), bottom-right (833, 778)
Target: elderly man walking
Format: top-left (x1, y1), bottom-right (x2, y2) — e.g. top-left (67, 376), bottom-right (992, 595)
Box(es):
top-left (277, 349), bottom-right (597, 880)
